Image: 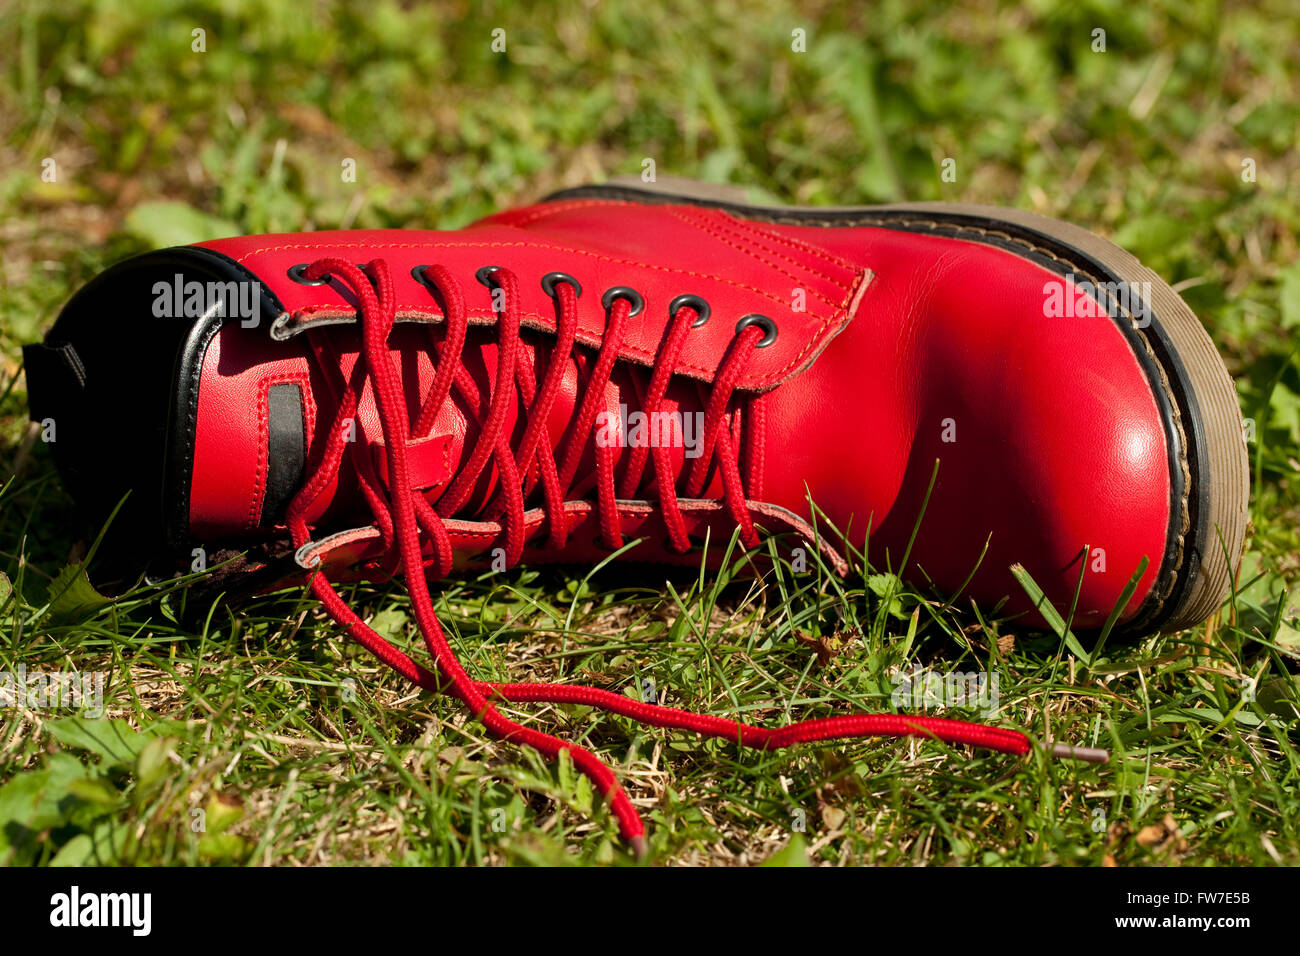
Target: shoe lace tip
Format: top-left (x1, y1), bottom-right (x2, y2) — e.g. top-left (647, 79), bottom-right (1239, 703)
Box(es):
top-left (1045, 740), bottom-right (1110, 764)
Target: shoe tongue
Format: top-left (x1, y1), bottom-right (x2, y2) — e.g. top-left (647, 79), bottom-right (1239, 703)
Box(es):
top-left (427, 327), bottom-right (586, 513)
top-left (344, 326), bottom-right (576, 510)
top-left (411, 326), bottom-right (718, 516)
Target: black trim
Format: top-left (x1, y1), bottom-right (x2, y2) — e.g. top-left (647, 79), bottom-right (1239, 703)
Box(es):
top-left (25, 245), bottom-right (287, 568)
top-left (22, 341), bottom-right (87, 421)
top-left (544, 184), bottom-right (1206, 633)
top-left (261, 383), bottom-right (306, 525)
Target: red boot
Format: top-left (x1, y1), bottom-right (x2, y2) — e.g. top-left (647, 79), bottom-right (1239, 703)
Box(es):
top-left (24, 178), bottom-right (1246, 851)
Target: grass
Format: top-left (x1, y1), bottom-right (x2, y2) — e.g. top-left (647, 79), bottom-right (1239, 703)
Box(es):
top-left (1, 0), bottom-right (1299, 866)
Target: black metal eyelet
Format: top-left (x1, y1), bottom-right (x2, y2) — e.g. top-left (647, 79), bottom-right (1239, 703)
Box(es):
top-left (669, 293), bottom-right (711, 328)
top-left (541, 272), bottom-right (582, 299)
top-left (411, 264), bottom-right (435, 289)
top-left (601, 286), bottom-right (645, 317)
top-left (288, 263), bottom-right (328, 286)
top-left (735, 313), bottom-right (778, 347)
top-left (475, 265), bottom-right (505, 287)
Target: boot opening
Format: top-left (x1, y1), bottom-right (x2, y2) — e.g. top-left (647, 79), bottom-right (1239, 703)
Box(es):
top-left (23, 248), bottom-right (269, 580)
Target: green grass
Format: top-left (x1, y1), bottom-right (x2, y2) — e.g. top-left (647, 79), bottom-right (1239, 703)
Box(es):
top-left (2, 0), bottom-right (1299, 866)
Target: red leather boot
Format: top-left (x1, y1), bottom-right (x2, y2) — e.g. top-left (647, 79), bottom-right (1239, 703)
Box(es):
top-left (24, 177), bottom-right (1247, 852)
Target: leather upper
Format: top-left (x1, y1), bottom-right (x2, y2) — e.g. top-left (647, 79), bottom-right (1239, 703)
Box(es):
top-left (179, 199), bottom-right (1170, 627)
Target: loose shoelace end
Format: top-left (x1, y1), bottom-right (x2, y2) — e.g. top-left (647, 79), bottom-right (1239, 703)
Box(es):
top-left (1045, 741), bottom-right (1110, 764)
top-left (630, 835), bottom-right (648, 860)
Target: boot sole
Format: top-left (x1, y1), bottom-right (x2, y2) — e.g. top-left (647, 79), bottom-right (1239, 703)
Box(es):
top-left (545, 176), bottom-right (1249, 633)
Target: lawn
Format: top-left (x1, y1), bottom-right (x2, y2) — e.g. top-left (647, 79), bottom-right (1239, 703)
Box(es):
top-left (1, 0), bottom-right (1298, 866)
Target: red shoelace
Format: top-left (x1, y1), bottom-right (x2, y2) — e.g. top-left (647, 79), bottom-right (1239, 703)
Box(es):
top-left (283, 257), bottom-right (1103, 857)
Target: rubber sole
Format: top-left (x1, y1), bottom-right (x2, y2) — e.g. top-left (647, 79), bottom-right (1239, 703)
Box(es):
top-left (545, 176), bottom-right (1250, 633)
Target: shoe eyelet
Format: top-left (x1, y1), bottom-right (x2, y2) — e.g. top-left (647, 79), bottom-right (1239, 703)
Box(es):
top-left (475, 265), bottom-right (505, 287)
top-left (288, 263), bottom-right (329, 286)
top-left (601, 286), bottom-right (645, 317)
top-left (735, 313), bottom-right (778, 347)
top-left (411, 264), bottom-right (435, 289)
top-left (541, 272), bottom-right (582, 299)
top-left (669, 293), bottom-right (710, 328)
